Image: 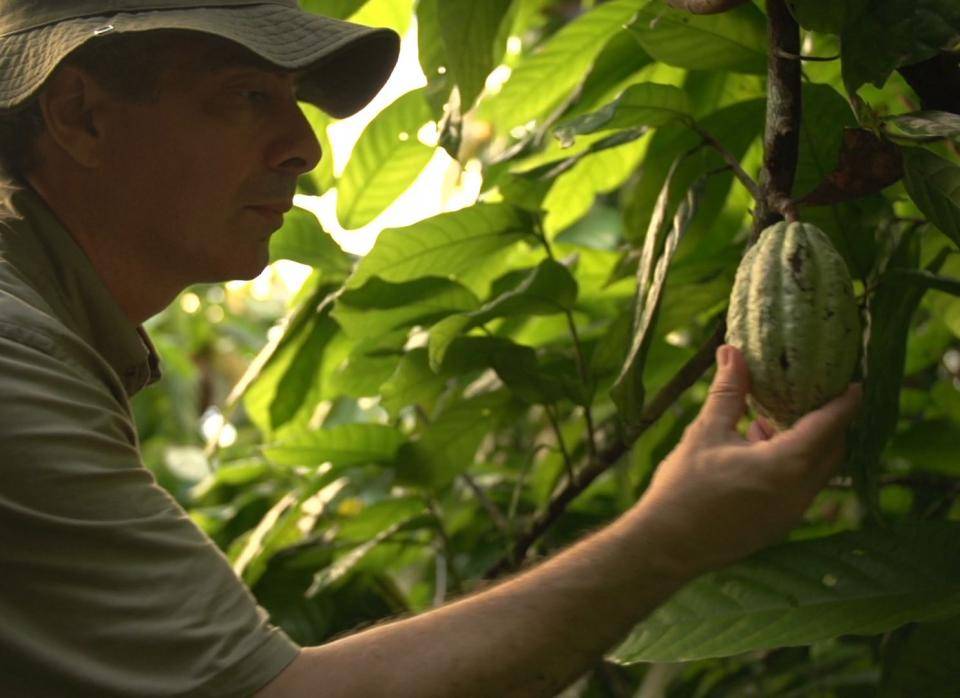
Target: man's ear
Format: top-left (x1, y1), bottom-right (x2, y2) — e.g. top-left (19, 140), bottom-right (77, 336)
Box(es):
top-left (37, 64), bottom-right (113, 169)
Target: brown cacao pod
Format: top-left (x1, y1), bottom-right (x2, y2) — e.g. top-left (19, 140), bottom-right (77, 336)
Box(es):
top-left (725, 221), bottom-right (861, 430)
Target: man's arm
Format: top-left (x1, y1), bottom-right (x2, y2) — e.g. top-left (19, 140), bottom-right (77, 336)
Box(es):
top-left (256, 346), bottom-right (861, 698)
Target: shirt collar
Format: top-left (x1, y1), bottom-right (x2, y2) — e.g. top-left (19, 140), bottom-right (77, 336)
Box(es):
top-left (5, 188), bottom-right (162, 397)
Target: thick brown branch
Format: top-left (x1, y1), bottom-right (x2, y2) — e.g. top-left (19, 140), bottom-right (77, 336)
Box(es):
top-left (484, 322), bottom-right (726, 579)
top-left (753, 0), bottom-right (802, 239)
top-left (666, 0), bottom-right (750, 14)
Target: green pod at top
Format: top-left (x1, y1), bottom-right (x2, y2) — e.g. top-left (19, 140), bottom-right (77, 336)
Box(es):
top-left (726, 220), bottom-right (861, 430)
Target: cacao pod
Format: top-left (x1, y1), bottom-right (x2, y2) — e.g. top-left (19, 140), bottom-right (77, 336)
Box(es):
top-left (726, 221), bottom-right (860, 430)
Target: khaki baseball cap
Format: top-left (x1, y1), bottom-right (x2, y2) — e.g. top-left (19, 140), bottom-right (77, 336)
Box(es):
top-left (0, 0), bottom-right (401, 118)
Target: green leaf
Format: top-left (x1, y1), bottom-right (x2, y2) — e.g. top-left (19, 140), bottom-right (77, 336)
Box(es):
top-left (543, 135), bottom-right (648, 237)
top-left (554, 82), bottom-right (693, 147)
top-left (269, 207), bottom-right (352, 278)
top-left (327, 333), bottom-right (404, 398)
top-left (848, 237), bottom-right (947, 517)
top-left (337, 89), bottom-right (435, 229)
top-left (297, 103), bottom-right (335, 195)
top-left (428, 259), bottom-right (578, 370)
top-left (264, 423), bottom-right (405, 467)
top-left (395, 390), bottom-right (513, 489)
top-left (243, 285), bottom-right (342, 435)
top-left (348, 0), bottom-right (412, 35)
top-left (620, 99), bottom-right (764, 247)
top-left (301, 0), bottom-right (369, 19)
top-left (332, 276), bottom-right (480, 340)
top-left (437, 0), bottom-right (515, 111)
top-left (345, 203), bottom-right (534, 290)
top-left (902, 147), bottom-right (960, 249)
top-left (629, 2), bottom-right (767, 75)
top-left (785, 0), bottom-right (868, 34)
top-left (888, 419), bottom-right (960, 476)
top-left (478, 0), bottom-right (645, 132)
top-left (612, 161), bottom-right (704, 440)
top-left (794, 84), bottom-right (857, 199)
top-left (841, 0), bottom-right (960, 93)
top-left (880, 616), bottom-right (960, 697)
top-left (379, 348), bottom-right (448, 418)
top-left (886, 110), bottom-right (960, 139)
top-left (613, 522), bottom-right (960, 663)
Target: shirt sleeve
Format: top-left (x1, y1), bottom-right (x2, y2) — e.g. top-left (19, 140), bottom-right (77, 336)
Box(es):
top-left (0, 334), bottom-right (300, 698)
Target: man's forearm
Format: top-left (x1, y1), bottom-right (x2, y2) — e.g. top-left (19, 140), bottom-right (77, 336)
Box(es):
top-left (258, 504), bottom-right (689, 698)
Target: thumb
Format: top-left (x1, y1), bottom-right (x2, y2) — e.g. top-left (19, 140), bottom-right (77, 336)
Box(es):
top-left (698, 344), bottom-right (750, 434)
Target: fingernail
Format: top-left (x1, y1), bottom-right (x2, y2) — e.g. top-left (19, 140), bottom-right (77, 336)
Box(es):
top-left (717, 345), bottom-right (731, 367)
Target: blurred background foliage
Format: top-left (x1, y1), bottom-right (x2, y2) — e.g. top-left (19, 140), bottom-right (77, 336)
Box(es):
top-left (132, 0), bottom-right (960, 694)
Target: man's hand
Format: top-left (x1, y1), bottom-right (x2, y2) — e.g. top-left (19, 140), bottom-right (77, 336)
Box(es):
top-left (633, 344), bottom-right (862, 579)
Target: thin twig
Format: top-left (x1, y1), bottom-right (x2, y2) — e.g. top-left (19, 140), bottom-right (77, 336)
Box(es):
top-left (460, 473), bottom-right (512, 538)
top-left (484, 321), bottom-right (726, 578)
top-left (545, 404), bottom-right (576, 485)
top-left (427, 498), bottom-right (464, 593)
top-left (686, 120), bottom-right (763, 202)
top-left (774, 48), bottom-right (840, 62)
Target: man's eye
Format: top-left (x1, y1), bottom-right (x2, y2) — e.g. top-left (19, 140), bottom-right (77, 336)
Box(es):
top-left (238, 89), bottom-right (269, 104)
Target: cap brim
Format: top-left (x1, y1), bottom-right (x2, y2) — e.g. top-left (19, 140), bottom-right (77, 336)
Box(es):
top-left (0, 4), bottom-right (400, 118)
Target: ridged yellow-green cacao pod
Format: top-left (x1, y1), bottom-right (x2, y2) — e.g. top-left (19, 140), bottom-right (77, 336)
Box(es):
top-left (726, 221), bottom-right (860, 430)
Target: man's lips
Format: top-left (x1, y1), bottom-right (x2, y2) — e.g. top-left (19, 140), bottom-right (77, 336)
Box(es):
top-left (246, 202), bottom-right (292, 229)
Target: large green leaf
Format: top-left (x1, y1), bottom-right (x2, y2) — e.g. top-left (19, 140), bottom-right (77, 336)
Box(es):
top-left (332, 276), bottom-right (480, 340)
top-left (543, 135), bottom-right (648, 236)
top-left (786, 0), bottom-right (869, 34)
top-left (888, 418), bottom-right (960, 476)
top-left (395, 390), bottom-right (514, 489)
top-left (264, 423), bottom-right (405, 467)
top-left (841, 0), bottom-right (960, 93)
top-left (629, 1), bottom-right (767, 75)
top-left (269, 207), bottom-right (352, 279)
top-left (554, 82), bottom-right (693, 146)
top-left (437, 0), bottom-right (515, 112)
top-left (478, 0), bottom-right (645, 132)
top-left (348, 0), bottom-right (412, 35)
top-left (336, 89), bottom-right (435, 229)
top-left (300, 0), bottom-right (369, 19)
top-left (379, 348), bottom-right (448, 418)
top-left (794, 84), bottom-right (857, 199)
top-left (297, 103), bottom-right (335, 195)
top-left (613, 523), bottom-right (960, 663)
top-left (902, 147), bottom-right (960, 249)
top-left (243, 285), bottom-right (342, 435)
top-left (344, 203), bottom-right (534, 290)
top-left (621, 99), bottom-right (764, 247)
top-left (428, 259), bottom-right (578, 370)
top-left (880, 615), bottom-right (960, 697)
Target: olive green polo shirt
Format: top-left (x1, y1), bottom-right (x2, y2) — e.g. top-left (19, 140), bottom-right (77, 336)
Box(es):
top-left (0, 188), bottom-right (300, 697)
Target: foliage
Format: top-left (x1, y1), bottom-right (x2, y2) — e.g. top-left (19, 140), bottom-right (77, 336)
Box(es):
top-left (134, 0), bottom-right (960, 694)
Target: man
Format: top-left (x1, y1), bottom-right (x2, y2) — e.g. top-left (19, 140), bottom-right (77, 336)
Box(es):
top-left (0, 1), bottom-right (861, 696)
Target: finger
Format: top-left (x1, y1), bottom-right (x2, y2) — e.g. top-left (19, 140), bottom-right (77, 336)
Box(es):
top-left (774, 383), bottom-right (863, 457)
top-left (698, 344), bottom-right (751, 434)
top-left (746, 418), bottom-right (774, 442)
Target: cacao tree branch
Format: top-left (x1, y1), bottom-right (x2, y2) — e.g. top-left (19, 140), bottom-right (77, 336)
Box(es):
top-left (665, 0), bottom-right (749, 14)
top-left (484, 321), bottom-right (726, 578)
top-left (753, 0), bottom-right (802, 240)
top-left (460, 473), bottom-right (512, 538)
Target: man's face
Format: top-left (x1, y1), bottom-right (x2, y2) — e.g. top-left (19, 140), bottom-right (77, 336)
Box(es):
top-left (96, 36), bottom-right (321, 284)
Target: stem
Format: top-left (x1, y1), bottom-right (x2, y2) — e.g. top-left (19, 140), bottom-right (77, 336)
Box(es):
top-left (538, 220), bottom-right (600, 462)
top-left (773, 48), bottom-right (839, 62)
top-left (460, 473), bottom-right (512, 538)
top-left (688, 121), bottom-right (763, 202)
top-left (753, 0), bottom-right (802, 240)
top-left (545, 404), bottom-right (576, 485)
top-left (484, 321), bottom-right (726, 578)
top-left (427, 498), bottom-right (464, 594)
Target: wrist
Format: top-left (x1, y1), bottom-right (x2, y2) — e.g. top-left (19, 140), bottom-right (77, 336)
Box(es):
top-left (618, 502), bottom-right (701, 591)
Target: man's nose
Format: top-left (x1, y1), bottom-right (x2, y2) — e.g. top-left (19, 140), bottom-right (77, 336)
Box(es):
top-left (268, 101), bottom-right (323, 176)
